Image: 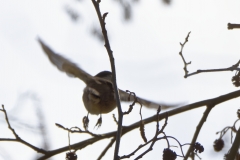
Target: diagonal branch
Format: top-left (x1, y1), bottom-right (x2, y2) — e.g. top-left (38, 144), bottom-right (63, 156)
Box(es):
top-left (226, 126), bottom-right (240, 160)
top-left (2, 89), bottom-right (240, 159)
top-left (97, 137), bottom-right (116, 160)
top-left (0, 105), bottom-right (47, 154)
top-left (184, 105), bottom-right (214, 160)
top-left (37, 89), bottom-right (240, 159)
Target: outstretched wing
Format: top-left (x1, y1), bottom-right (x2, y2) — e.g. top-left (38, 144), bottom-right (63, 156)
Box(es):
top-left (38, 39), bottom-right (181, 110)
top-left (38, 38), bottom-right (93, 84)
top-left (119, 89), bottom-right (181, 110)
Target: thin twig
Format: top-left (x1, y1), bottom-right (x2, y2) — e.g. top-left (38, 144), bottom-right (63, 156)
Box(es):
top-left (119, 136), bottom-right (155, 159)
top-left (158, 113), bottom-right (168, 134)
top-left (226, 127), bottom-right (240, 160)
top-left (121, 109), bottom-right (168, 160)
top-left (228, 23), bottom-right (240, 30)
top-left (179, 32), bottom-right (240, 78)
top-left (135, 112), bottom-right (168, 160)
top-left (123, 90), bottom-right (140, 115)
top-left (179, 32), bottom-right (191, 78)
top-left (55, 123), bottom-right (100, 137)
top-left (120, 134), bottom-right (186, 160)
top-left (0, 105), bottom-right (47, 154)
top-left (216, 119), bottom-right (240, 140)
top-left (97, 137), bottom-right (116, 160)
top-left (159, 136), bottom-right (185, 157)
top-left (216, 126), bottom-right (231, 139)
top-left (112, 114), bottom-right (118, 125)
top-left (90, 1), bottom-right (123, 159)
top-left (186, 60), bottom-right (240, 77)
top-left (139, 98), bottom-right (147, 143)
top-left (117, 108), bottom-right (164, 159)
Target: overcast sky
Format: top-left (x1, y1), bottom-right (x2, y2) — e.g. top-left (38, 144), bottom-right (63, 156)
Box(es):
top-left (1, 0), bottom-right (240, 159)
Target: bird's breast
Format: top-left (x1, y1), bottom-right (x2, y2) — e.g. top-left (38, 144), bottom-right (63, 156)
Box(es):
top-left (82, 80), bottom-right (116, 115)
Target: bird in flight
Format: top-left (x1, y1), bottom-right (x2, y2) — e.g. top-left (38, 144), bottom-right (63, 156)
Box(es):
top-left (38, 39), bottom-right (180, 127)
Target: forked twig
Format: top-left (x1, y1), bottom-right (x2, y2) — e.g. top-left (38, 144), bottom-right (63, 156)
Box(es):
top-left (55, 123), bottom-right (100, 137)
top-left (179, 32), bottom-right (240, 79)
top-left (179, 31), bottom-right (191, 78)
top-left (0, 105), bottom-right (47, 154)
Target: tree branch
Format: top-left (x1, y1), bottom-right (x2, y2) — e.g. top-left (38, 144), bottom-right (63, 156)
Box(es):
top-left (90, 1), bottom-right (123, 159)
top-left (226, 126), bottom-right (240, 160)
top-left (228, 23), bottom-right (240, 30)
top-left (179, 32), bottom-right (240, 79)
top-left (37, 89), bottom-right (240, 159)
top-left (3, 89), bottom-right (240, 159)
top-left (184, 105), bottom-right (214, 160)
top-left (0, 105), bottom-right (47, 154)
top-left (179, 31), bottom-right (191, 78)
top-left (97, 137), bottom-right (116, 160)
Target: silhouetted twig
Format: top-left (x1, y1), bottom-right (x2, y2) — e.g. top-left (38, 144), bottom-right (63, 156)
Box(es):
top-left (91, 1), bottom-right (123, 159)
top-left (3, 88), bottom-right (240, 159)
top-left (184, 105), bottom-right (214, 160)
top-left (112, 114), bottom-right (118, 125)
top-left (123, 90), bottom-right (141, 115)
top-left (226, 127), bottom-right (240, 160)
top-left (55, 123), bottom-right (100, 137)
top-left (135, 109), bottom-right (167, 159)
top-left (0, 105), bottom-right (47, 154)
top-left (179, 32), bottom-right (191, 78)
top-left (187, 60), bottom-right (240, 78)
top-left (97, 137), bottom-right (116, 160)
top-left (120, 108), bottom-right (168, 159)
top-left (228, 23), bottom-right (240, 30)
top-left (179, 32), bottom-right (240, 79)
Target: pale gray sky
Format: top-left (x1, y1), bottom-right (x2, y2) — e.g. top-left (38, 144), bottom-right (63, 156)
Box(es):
top-left (0, 0), bottom-right (240, 159)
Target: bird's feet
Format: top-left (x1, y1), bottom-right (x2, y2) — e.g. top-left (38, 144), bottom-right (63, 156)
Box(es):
top-left (83, 113), bottom-right (89, 130)
top-left (94, 115), bottom-right (102, 129)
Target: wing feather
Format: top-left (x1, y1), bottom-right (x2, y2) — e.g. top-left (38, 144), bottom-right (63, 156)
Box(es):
top-left (38, 38), bottom-right (93, 84)
top-left (119, 89), bottom-right (181, 110)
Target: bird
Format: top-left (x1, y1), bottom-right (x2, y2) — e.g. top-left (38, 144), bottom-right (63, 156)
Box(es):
top-left (38, 38), bottom-right (180, 126)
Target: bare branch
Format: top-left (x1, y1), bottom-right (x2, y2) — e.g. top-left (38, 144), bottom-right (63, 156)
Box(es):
top-left (123, 90), bottom-right (141, 115)
top-left (112, 114), bottom-right (118, 125)
top-left (187, 60), bottom-right (240, 78)
top-left (97, 138), bottom-right (116, 160)
top-left (179, 32), bottom-right (240, 79)
top-left (0, 105), bottom-right (47, 154)
top-left (40, 89), bottom-right (240, 159)
top-left (228, 23), bottom-right (240, 30)
top-left (226, 127), bottom-right (240, 160)
top-left (55, 123), bottom-right (100, 137)
top-left (120, 107), bottom-right (167, 159)
top-left (135, 111), bottom-right (169, 159)
top-left (179, 32), bottom-right (191, 78)
top-left (184, 105), bottom-right (213, 160)
top-left (90, 1), bottom-right (123, 159)
top-left (2, 89), bottom-right (239, 159)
